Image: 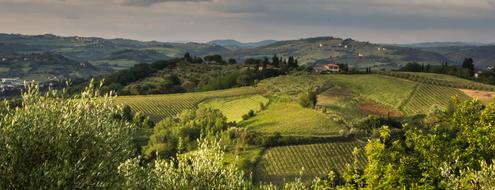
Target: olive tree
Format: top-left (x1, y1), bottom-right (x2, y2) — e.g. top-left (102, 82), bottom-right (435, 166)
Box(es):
top-left (0, 82), bottom-right (136, 189)
top-left (119, 140), bottom-right (252, 190)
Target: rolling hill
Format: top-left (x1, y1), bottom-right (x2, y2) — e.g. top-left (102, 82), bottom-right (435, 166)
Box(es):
top-left (2, 33), bottom-right (495, 83)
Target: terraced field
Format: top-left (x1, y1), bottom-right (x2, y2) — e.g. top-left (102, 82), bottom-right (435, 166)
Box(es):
top-left (255, 141), bottom-right (366, 184)
top-left (401, 83), bottom-right (470, 115)
top-left (116, 87), bottom-right (259, 121)
top-left (199, 95), bottom-right (269, 122)
top-left (242, 102), bottom-right (345, 136)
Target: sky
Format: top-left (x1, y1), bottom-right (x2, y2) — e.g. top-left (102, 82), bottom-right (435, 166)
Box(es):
top-left (0, 0), bottom-right (494, 44)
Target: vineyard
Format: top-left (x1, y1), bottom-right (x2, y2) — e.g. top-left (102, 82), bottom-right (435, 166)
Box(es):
top-left (199, 95), bottom-right (269, 122)
top-left (116, 87), bottom-right (260, 121)
top-left (401, 83), bottom-right (470, 115)
top-left (378, 71), bottom-right (495, 91)
top-left (256, 75), bottom-right (333, 100)
top-left (242, 102), bottom-right (345, 137)
top-left (255, 141), bottom-right (366, 185)
top-left (326, 74), bottom-right (416, 109)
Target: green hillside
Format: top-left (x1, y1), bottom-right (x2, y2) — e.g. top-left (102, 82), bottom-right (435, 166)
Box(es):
top-left (199, 95), bottom-right (269, 122)
top-left (242, 102), bottom-right (344, 137)
top-left (116, 87), bottom-right (259, 121)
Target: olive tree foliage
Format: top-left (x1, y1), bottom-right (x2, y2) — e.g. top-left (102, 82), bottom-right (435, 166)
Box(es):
top-left (119, 140), bottom-right (253, 190)
top-left (441, 160), bottom-right (495, 190)
top-left (360, 98), bottom-right (495, 189)
top-left (144, 107), bottom-right (230, 159)
top-left (0, 81), bottom-right (136, 189)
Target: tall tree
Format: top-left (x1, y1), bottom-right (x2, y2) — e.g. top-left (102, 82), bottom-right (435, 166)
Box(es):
top-left (462, 58), bottom-right (475, 76)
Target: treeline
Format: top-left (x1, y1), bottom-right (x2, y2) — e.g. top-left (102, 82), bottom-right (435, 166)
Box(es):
top-left (96, 53), bottom-right (301, 95)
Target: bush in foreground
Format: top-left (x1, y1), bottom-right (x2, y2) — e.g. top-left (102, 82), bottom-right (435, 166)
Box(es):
top-left (0, 82), bottom-right (136, 189)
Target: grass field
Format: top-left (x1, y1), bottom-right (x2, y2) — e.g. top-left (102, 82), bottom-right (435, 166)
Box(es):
top-left (116, 87), bottom-right (260, 121)
top-left (255, 141), bottom-right (366, 185)
top-left (327, 74), bottom-right (416, 109)
top-left (199, 95), bottom-right (269, 122)
top-left (401, 83), bottom-right (470, 115)
top-left (242, 102), bottom-right (345, 137)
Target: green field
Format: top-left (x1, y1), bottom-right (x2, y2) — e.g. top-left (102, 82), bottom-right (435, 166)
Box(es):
top-left (327, 74), bottom-right (417, 109)
top-left (116, 87), bottom-right (260, 121)
top-left (255, 141), bottom-right (366, 184)
top-left (242, 102), bottom-right (345, 137)
top-left (401, 83), bottom-right (470, 115)
top-left (257, 75), bottom-right (332, 100)
top-left (199, 95), bottom-right (269, 122)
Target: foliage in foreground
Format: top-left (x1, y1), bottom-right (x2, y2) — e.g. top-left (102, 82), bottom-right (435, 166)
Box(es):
top-left (120, 140), bottom-right (252, 190)
top-left (0, 82), bottom-right (136, 189)
top-left (344, 98), bottom-right (495, 189)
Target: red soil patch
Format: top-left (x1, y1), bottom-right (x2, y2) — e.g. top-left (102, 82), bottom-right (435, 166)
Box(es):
top-left (461, 89), bottom-right (495, 104)
top-left (358, 101), bottom-right (401, 117)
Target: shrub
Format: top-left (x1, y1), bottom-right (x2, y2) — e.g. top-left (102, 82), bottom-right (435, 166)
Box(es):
top-left (0, 82), bottom-right (136, 189)
top-left (119, 140), bottom-right (252, 189)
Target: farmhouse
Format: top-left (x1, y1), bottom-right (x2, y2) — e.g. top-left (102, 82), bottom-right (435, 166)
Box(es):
top-left (313, 64), bottom-right (341, 73)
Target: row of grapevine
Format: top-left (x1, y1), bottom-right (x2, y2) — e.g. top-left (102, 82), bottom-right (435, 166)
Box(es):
top-left (378, 71), bottom-right (495, 91)
top-left (116, 87), bottom-right (260, 121)
top-left (255, 141), bottom-right (366, 184)
top-left (401, 83), bottom-right (470, 115)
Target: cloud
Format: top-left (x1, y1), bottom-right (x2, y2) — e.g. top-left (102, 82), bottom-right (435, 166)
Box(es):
top-left (0, 0), bottom-right (494, 43)
top-left (116, 0), bottom-right (212, 6)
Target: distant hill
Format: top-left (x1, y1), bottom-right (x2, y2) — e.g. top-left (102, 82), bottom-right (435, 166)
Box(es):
top-left (396, 42), bottom-right (487, 48)
top-left (420, 46), bottom-right (495, 70)
top-left (231, 36), bottom-right (452, 69)
top-left (208, 39), bottom-right (277, 48)
top-left (1, 33), bottom-right (495, 81)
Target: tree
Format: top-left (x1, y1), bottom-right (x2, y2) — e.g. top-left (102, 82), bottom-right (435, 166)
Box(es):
top-left (462, 58), bottom-right (475, 76)
top-left (0, 81), bottom-right (136, 189)
top-left (298, 90), bottom-right (317, 108)
top-left (184, 52), bottom-right (192, 62)
top-left (262, 57), bottom-right (270, 70)
top-left (400, 62), bottom-right (423, 72)
top-left (228, 58), bottom-right (237, 64)
top-left (359, 98), bottom-right (495, 189)
top-left (272, 54), bottom-right (280, 67)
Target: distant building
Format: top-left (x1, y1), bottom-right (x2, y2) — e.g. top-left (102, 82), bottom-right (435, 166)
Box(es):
top-left (313, 64), bottom-right (340, 73)
top-left (324, 64), bottom-right (341, 72)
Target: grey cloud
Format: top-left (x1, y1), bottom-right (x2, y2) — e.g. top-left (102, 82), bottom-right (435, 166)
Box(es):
top-left (117, 0), bottom-right (212, 6)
